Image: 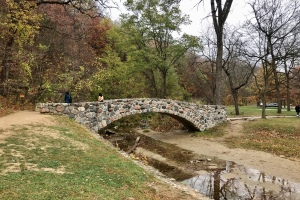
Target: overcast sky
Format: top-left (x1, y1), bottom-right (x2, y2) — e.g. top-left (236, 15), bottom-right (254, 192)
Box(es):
top-left (108, 0), bottom-right (252, 37)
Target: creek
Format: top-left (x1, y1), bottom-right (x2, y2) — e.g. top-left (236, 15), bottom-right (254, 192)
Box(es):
top-left (99, 125), bottom-right (300, 200)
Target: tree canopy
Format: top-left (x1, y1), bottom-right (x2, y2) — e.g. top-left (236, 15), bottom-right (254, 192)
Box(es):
top-left (1, 0), bottom-right (300, 116)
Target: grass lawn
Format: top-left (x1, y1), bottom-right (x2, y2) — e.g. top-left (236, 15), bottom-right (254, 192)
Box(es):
top-left (196, 106), bottom-right (300, 160)
top-left (224, 117), bottom-right (300, 159)
top-left (0, 116), bottom-right (174, 200)
top-left (226, 105), bottom-right (295, 117)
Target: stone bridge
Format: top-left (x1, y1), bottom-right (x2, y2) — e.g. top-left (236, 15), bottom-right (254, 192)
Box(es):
top-left (35, 98), bottom-right (227, 132)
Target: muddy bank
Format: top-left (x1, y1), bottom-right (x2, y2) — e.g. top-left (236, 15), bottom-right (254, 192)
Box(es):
top-left (100, 126), bottom-right (300, 200)
top-left (101, 128), bottom-right (226, 181)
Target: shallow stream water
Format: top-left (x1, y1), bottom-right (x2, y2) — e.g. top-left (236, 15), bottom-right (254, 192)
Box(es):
top-left (183, 161), bottom-right (300, 199)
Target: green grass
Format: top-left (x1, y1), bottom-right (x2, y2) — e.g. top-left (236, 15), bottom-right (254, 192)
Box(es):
top-left (226, 105), bottom-right (295, 117)
top-left (0, 116), bottom-right (164, 200)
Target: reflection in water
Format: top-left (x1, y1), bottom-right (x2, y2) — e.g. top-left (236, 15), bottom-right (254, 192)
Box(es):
top-left (182, 161), bottom-right (300, 200)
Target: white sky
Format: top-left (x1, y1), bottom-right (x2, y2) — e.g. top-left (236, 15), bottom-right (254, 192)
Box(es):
top-left (108, 0), bottom-right (252, 37)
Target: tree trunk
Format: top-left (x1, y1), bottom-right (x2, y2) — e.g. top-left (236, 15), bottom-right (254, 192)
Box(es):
top-left (268, 36), bottom-right (281, 114)
top-left (272, 60), bottom-right (281, 114)
top-left (162, 70), bottom-right (167, 98)
top-left (232, 89), bottom-right (240, 115)
top-left (210, 0), bottom-right (233, 105)
top-left (284, 60), bottom-right (291, 111)
top-left (261, 66), bottom-right (268, 119)
top-left (1, 36), bottom-right (14, 96)
top-left (286, 78), bottom-right (291, 111)
top-left (261, 89), bottom-right (267, 119)
top-left (213, 170), bottom-right (221, 199)
top-left (215, 37), bottom-right (223, 105)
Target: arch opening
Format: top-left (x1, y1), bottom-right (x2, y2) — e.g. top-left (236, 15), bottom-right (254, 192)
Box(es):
top-left (100, 112), bottom-right (199, 132)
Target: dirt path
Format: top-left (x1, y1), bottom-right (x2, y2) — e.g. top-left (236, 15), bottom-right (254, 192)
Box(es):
top-left (0, 110), bottom-right (54, 129)
top-left (138, 119), bottom-right (300, 184)
top-left (0, 111), bottom-right (55, 142)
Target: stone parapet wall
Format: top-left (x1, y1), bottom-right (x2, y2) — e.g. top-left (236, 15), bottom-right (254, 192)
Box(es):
top-left (35, 98), bottom-right (227, 132)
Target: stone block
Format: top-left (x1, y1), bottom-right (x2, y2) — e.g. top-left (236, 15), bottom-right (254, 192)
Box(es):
top-left (78, 107), bottom-right (85, 112)
top-left (56, 106), bottom-right (64, 112)
top-left (41, 108), bottom-right (50, 113)
top-left (71, 109), bottom-right (79, 115)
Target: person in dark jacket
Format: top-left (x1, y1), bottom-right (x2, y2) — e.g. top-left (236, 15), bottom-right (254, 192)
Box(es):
top-left (65, 92), bottom-right (72, 103)
top-left (295, 104), bottom-right (300, 117)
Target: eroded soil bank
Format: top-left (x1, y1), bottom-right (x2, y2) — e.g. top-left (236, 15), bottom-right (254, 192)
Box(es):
top-left (102, 129), bottom-right (227, 181)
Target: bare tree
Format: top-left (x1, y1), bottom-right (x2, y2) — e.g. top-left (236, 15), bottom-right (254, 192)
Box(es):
top-left (179, 0), bottom-right (233, 105)
top-left (209, 0), bottom-right (233, 105)
top-left (278, 29), bottom-right (300, 111)
top-left (222, 28), bottom-right (256, 115)
top-left (198, 27), bottom-right (218, 104)
top-left (248, 0), bottom-right (300, 113)
top-left (242, 22), bottom-right (271, 118)
top-left (196, 25), bottom-right (257, 112)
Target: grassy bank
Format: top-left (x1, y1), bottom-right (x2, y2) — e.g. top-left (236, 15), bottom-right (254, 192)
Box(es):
top-left (0, 115), bottom-right (196, 200)
top-left (197, 117), bottom-right (300, 160)
top-left (226, 106), bottom-right (299, 159)
top-left (225, 118), bottom-right (300, 159)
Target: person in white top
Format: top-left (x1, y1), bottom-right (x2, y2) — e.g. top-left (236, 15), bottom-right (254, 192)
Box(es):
top-left (98, 93), bottom-right (104, 102)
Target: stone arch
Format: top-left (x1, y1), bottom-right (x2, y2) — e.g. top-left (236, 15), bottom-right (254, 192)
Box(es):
top-left (35, 98), bottom-right (227, 132)
top-left (102, 109), bottom-right (200, 132)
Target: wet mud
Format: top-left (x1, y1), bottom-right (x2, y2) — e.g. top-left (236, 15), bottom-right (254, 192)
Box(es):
top-left (100, 128), bottom-right (226, 180)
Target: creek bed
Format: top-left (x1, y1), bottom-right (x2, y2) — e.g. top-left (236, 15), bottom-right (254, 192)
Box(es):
top-left (99, 127), bottom-right (300, 200)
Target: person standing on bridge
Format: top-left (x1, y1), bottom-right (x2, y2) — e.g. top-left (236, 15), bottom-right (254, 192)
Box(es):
top-left (295, 104), bottom-right (300, 117)
top-left (65, 92), bottom-right (72, 103)
top-left (98, 93), bottom-right (104, 102)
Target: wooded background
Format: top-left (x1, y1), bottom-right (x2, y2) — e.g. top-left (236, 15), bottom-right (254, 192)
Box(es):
top-left (1, 0), bottom-right (300, 117)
